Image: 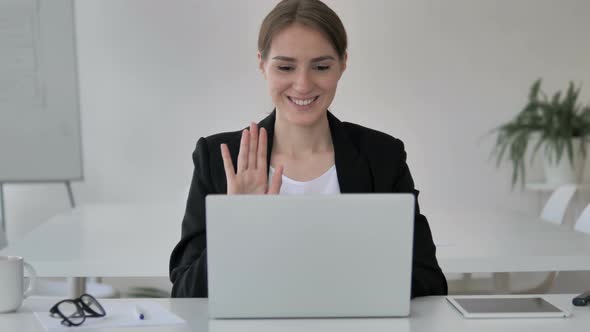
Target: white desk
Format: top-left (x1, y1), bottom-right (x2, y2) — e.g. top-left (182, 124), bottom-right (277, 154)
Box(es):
top-left (429, 208), bottom-right (590, 273)
top-left (2, 204), bottom-right (590, 278)
top-left (0, 204), bottom-right (182, 277)
top-left (0, 295), bottom-right (588, 332)
top-left (525, 183), bottom-right (590, 192)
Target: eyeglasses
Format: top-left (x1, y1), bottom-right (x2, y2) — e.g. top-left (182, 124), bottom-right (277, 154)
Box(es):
top-left (49, 293), bottom-right (106, 327)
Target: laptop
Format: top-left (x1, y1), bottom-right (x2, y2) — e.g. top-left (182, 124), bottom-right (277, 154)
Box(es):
top-left (205, 194), bottom-right (415, 318)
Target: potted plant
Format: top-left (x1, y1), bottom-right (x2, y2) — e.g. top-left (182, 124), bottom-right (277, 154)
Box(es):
top-left (491, 79), bottom-right (590, 187)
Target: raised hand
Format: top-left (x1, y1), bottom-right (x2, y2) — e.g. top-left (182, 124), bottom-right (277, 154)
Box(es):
top-left (220, 123), bottom-right (283, 195)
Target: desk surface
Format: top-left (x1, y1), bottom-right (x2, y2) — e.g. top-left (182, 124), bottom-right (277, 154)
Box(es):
top-left (0, 295), bottom-right (588, 332)
top-left (1, 204), bottom-right (590, 277)
top-left (0, 204), bottom-right (182, 277)
top-left (429, 209), bottom-right (590, 273)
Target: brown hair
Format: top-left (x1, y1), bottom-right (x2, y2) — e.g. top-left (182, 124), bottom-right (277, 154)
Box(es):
top-left (258, 0), bottom-right (347, 60)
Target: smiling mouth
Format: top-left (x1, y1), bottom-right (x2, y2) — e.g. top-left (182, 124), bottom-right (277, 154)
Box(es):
top-left (288, 96), bottom-right (319, 107)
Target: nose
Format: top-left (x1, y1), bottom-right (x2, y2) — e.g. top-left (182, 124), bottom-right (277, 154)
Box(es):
top-left (292, 69), bottom-right (314, 94)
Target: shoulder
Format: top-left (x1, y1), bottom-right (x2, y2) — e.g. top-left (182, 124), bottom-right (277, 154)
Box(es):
top-left (337, 121), bottom-right (412, 191)
top-left (340, 121), bottom-right (406, 156)
top-left (203, 130), bottom-right (243, 149)
top-left (191, 129), bottom-right (243, 155)
top-left (189, 129), bottom-right (244, 193)
top-left (189, 129), bottom-right (243, 172)
top-left (337, 121), bottom-right (414, 192)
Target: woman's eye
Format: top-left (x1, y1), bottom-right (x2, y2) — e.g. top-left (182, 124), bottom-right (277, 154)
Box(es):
top-left (314, 65), bottom-right (330, 71)
top-left (278, 66), bottom-right (294, 72)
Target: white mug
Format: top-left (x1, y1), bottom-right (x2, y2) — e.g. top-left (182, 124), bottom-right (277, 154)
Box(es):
top-left (0, 256), bottom-right (37, 313)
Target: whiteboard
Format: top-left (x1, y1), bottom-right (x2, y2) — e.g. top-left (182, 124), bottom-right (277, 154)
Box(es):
top-left (0, 0), bottom-right (82, 182)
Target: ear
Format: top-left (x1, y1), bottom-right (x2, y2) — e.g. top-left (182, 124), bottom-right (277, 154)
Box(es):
top-left (340, 52), bottom-right (348, 74)
top-left (257, 51), bottom-right (267, 79)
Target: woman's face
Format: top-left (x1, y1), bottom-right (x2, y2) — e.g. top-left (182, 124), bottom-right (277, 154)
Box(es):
top-left (259, 23), bottom-right (346, 127)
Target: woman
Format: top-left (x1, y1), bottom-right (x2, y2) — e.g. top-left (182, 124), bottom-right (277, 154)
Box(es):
top-left (169, 0), bottom-right (447, 298)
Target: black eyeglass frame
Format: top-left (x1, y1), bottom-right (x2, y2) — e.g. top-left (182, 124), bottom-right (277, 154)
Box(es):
top-left (49, 293), bottom-right (106, 327)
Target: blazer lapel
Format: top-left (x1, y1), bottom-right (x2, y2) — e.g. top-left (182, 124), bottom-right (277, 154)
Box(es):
top-left (327, 112), bottom-right (374, 193)
top-left (253, 110), bottom-right (373, 193)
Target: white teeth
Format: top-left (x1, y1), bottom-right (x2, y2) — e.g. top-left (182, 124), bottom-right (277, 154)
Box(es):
top-left (290, 97), bottom-right (316, 106)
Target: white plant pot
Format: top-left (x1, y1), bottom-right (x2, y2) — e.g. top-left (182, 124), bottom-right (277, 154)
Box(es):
top-left (543, 138), bottom-right (585, 185)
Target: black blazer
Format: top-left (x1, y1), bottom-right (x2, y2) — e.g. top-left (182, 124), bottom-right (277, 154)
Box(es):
top-left (169, 111), bottom-right (448, 298)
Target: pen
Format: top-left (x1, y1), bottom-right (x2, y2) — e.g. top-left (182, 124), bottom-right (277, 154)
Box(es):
top-left (134, 305), bottom-right (146, 320)
top-left (573, 290), bottom-right (590, 306)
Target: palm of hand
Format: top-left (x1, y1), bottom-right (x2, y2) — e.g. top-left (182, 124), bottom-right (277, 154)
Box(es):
top-left (220, 123), bottom-right (283, 195)
top-left (228, 168), bottom-right (268, 195)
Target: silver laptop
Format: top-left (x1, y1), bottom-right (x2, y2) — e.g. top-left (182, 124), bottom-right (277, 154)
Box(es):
top-left (206, 194), bottom-right (415, 318)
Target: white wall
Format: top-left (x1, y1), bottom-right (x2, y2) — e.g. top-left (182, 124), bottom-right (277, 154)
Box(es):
top-left (3, 0), bottom-right (590, 290)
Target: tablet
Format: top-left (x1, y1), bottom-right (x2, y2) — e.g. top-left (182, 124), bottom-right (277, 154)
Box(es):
top-left (447, 295), bottom-right (571, 319)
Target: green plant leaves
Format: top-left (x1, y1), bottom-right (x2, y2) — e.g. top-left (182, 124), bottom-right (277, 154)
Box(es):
top-left (491, 79), bottom-right (590, 187)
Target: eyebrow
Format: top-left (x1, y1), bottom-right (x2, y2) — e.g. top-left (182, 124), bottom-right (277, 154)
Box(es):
top-left (271, 55), bottom-right (335, 62)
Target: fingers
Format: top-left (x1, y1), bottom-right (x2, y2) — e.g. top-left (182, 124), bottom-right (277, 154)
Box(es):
top-left (220, 144), bottom-right (235, 181)
top-left (248, 123), bottom-right (258, 169)
top-left (258, 127), bottom-right (268, 172)
top-left (267, 165), bottom-right (283, 194)
top-left (237, 129), bottom-right (249, 172)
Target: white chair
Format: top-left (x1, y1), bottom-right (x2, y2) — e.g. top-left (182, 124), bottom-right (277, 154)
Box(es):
top-left (574, 203), bottom-right (590, 234)
top-left (540, 184), bottom-right (577, 225)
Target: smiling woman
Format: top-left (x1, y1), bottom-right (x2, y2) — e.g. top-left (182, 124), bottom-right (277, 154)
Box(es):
top-left (260, 23), bottom-right (345, 131)
top-left (169, 0), bottom-right (448, 299)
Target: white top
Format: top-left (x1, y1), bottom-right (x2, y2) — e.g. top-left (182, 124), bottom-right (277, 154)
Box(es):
top-left (269, 165), bottom-right (341, 195)
top-left (5, 295), bottom-right (590, 332)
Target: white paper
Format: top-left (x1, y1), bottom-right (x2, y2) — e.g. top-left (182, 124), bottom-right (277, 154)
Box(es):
top-left (33, 300), bottom-right (186, 331)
